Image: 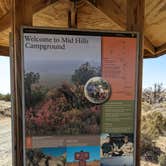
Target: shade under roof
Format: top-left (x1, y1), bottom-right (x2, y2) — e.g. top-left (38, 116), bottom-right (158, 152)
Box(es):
top-left (0, 0), bottom-right (165, 58)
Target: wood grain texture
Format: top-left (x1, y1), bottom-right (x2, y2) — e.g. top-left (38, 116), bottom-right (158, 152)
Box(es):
top-left (127, 0), bottom-right (145, 166)
top-left (0, 0), bottom-right (10, 17)
top-left (0, 11), bottom-right (11, 32)
top-left (95, 0), bottom-right (157, 57)
top-left (0, 0), bottom-right (165, 58)
top-left (0, 0), bottom-right (58, 32)
top-left (33, 0), bottom-right (69, 28)
top-left (96, 0), bottom-right (126, 28)
top-left (0, 45), bottom-right (9, 56)
top-left (145, 0), bottom-right (166, 47)
top-left (11, 0), bottom-right (32, 165)
top-left (0, 28), bottom-right (10, 46)
top-left (77, 0), bottom-right (122, 30)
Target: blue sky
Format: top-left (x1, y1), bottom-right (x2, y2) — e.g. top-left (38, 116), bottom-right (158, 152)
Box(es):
top-left (0, 56), bottom-right (10, 94)
top-left (0, 54), bottom-right (166, 94)
top-left (41, 147), bottom-right (66, 157)
top-left (143, 55), bottom-right (166, 88)
top-left (67, 146), bottom-right (100, 162)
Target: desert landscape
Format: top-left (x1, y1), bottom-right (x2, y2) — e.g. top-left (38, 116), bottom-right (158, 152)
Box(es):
top-left (24, 62), bottom-right (101, 137)
top-left (141, 84), bottom-right (166, 166)
top-left (0, 100), bottom-right (12, 166)
top-left (0, 84), bottom-right (166, 166)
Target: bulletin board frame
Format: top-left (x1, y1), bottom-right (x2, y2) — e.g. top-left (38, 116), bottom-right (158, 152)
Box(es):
top-left (18, 26), bottom-right (140, 166)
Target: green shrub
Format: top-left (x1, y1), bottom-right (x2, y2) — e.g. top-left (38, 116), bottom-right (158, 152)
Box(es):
top-left (0, 93), bottom-right (11, 101)
top-left (142, 102), bottom-right (152, 112)
top-left (141, 111), bottom-right (166, 140)
top-left (158, 154), bottom-right (166, 166)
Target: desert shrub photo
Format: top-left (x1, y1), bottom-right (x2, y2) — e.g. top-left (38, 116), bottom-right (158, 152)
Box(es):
top-left (25, 62), bottom-right (101, 136)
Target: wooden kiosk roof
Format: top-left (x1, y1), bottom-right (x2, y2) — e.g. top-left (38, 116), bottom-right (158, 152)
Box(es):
top-left (0, 0), bottom-right (165, 58)
top-left (1, 0), bottom-right (165, 165)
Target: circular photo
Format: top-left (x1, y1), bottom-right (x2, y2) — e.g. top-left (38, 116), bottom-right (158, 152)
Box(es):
top-left (84, 77), bottom-right (111, 104)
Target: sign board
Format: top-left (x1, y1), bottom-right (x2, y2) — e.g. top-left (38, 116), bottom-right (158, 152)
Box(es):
top-left (21, 27), bottom-right (139, 166)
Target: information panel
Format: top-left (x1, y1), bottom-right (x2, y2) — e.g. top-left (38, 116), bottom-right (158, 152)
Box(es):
top-left (21, 27), bottom-right (139, 166)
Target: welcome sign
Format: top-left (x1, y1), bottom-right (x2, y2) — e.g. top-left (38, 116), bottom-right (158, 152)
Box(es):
top-left (21, 27), bottom-right (139, 166)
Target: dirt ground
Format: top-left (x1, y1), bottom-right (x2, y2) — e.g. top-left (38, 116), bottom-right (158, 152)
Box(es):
top-left (140, 160), bottom-right (159, 166)
top-left (0, 117), bottom-right (12, 166)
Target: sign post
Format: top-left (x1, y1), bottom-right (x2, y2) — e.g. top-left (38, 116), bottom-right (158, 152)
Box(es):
top-left (75, 151), bottom-right (90, 166)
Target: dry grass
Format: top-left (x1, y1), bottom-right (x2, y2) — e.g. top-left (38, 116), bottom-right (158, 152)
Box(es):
top-left (141, 160), bottom-right (159, 166)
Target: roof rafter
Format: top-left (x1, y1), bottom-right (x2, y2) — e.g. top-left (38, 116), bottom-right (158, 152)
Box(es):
top-left (144, 43), bottom-right (166, 58)
top-left (144, 38), bottom-right (155, 55)
top-left (0, 11), bottom-right (11, 32)
top-left (96, 0), bottom-right (126, 28)
top-left (95, 0), bottom-right (156, 56)
top-left (0, 0), bottom-right (58, 32)
top-left (0, 45), bottom-right (9, 56)
top-left (155, 43), bottom-right (166, 57)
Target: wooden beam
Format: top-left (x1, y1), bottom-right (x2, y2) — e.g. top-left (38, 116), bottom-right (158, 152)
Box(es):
top-left (144, 50), bottom-right (155, 58)
top-left (0, 0), bottom-right (58, 32)
top-left (95, 0), bottom-right (155, 57)
top-left (0, 45), bottom-right (9, 56)
top-left (0, 12), bottom-right (11, 32)
top-left (68, 0), bottom-right (78, 28)
top-left (127, 1), bottom-right (145, 166)
top-left (144, 43), bottom-right (166, 58)
top-left (144, 38), bottom-right (155, 55)
top-left (155, 43), bottom-right (166, 56)
top-left (32, 0), bottom-right (58, 13)
top-left (11, 0), bottom-right (33, 165)
top-left (96, 0), bottom-right (126, 28)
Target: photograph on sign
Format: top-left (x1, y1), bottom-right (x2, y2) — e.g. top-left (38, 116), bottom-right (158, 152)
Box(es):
top-left (21, 27), bottom-right (138, 166)
top-left (23, 34), bottom-right (101, 137)
top-left (66, 146), bottom-right (100, 166)
top-left (100, 133), bottom-right (134, 166)
top-left (26, 147), bottom-right (66, 165)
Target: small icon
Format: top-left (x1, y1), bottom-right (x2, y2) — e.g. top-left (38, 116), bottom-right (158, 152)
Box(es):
top-left (84, 77), bottom-right (111, 104)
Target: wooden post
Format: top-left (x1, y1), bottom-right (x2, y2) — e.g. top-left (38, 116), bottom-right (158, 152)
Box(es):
top-left (0, 46), bottom-right (9, 56)
top-left (11, 0), bottom-right (32, 165)
top-left (68, 0), bottom-right (78, 28)
top-left (127, 0), bottom-right (145, 165)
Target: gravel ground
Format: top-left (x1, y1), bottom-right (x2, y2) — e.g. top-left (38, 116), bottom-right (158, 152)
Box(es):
top-left (0, 118), bottom-right (12, 166)
top-left (141, 161), bottom-right (159, 166)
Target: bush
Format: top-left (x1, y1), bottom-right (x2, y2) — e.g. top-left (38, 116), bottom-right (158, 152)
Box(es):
top-left (71, 62), bottom-right (101, 85)
top-left (0, 93), bottom-right (11, 101)
top-left (142, 102), bottom-right (152, 112)
top-left (141, 111), bottom-right (166, 140)
top-left (158, 154), bottom-right (166, 166)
